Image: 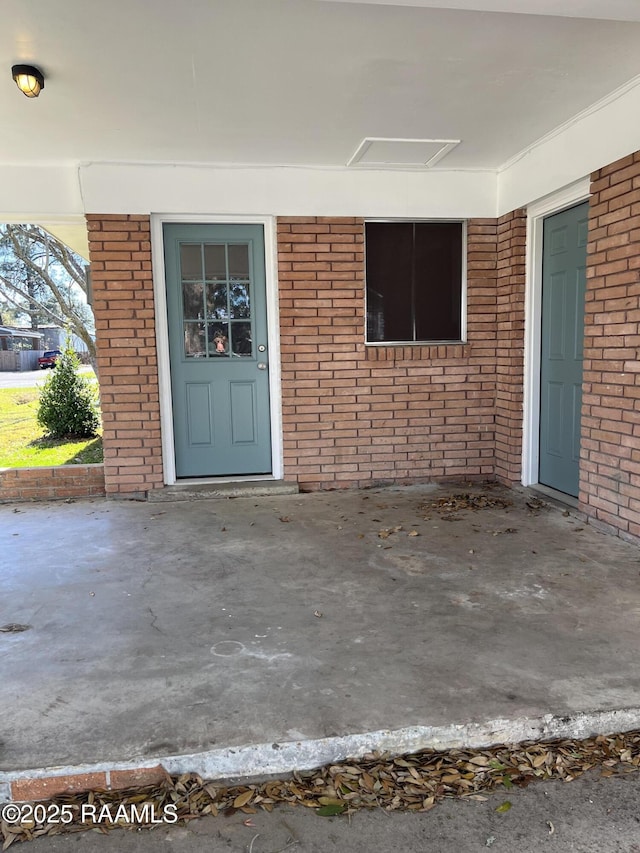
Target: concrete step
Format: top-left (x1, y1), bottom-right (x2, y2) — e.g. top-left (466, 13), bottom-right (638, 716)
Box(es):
top-left (148, 480), bottom-right (299, 502)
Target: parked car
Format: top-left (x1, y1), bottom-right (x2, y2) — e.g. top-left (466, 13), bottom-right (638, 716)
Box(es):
top-left (38, 350), bottom-right (62, 369)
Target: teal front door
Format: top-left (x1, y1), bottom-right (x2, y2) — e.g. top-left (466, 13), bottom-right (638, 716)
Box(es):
top-left (539, 201), bottom-right (589, 497)
top-left (164, 223), bottom-right (272, 478)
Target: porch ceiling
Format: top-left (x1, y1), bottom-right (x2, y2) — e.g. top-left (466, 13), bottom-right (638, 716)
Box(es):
top-left (2, 0), bottom-right (640, 173)
top-left (316, 0), bottom-right (640, 21)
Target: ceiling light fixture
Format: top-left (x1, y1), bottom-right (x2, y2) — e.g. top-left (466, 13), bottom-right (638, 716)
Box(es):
top-left (11, 64), bottom-right (45, 98)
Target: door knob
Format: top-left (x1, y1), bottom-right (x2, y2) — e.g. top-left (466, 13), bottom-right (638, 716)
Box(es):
top-left (257, 362), bottom-right (267, 370)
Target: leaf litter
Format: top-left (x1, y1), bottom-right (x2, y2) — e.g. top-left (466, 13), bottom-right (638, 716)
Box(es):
top-left (423, 493), bottom-right (513, 516)
top-left (2, 730), bottom-right (639, 846)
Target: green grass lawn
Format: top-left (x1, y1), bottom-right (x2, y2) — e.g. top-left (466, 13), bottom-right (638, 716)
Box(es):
top-left (0, 386), bottom-right (103, 468)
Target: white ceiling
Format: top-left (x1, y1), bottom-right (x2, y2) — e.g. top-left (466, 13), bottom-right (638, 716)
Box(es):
top-left (316, 0), bottom-right (640, 21)
top-left (2, 0), bottom-right (640, 173)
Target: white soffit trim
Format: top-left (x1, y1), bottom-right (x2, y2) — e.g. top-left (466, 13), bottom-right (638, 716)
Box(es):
top-left (347, 138), bottom-right (461, 169)
top-left (0, 166), bottom-right (83, 218)
top-left (79, 163), bottom-right (497, 218)
top-left (497, 72), bottom-right (640, 215)
top-left (500, 72), bottom-right (640, 176)
top-left (312, 0), bottom-right (640, 22)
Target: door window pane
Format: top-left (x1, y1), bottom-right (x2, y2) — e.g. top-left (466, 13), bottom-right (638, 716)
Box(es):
top-left (228, 244), bottom-right (249, 277)
top-left (182, 281), bottom-right (204, 320)
top-left (204, 244), bottom-right (227, 280)
top-left (184, 322), bottom-right (206, 357)
top-left (230, 282), bottom-right (250, 318)
top-left (209, 324), bottom-right (230, 357)
top-left (231, 322), bottom-right (252, 356)
top-left (206, 283), bottom-right (228, 320)
top-left (180, 245), bottom-right (202, 280)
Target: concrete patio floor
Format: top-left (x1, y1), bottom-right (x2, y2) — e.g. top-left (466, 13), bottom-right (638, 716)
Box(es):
top-left (1, 483), bottom-right (640, 792)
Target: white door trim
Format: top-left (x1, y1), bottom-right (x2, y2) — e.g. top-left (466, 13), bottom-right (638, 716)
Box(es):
top-left (522, 178), bottom-right (591, 487)
top-left (150, 214), bottom-right (283, 486)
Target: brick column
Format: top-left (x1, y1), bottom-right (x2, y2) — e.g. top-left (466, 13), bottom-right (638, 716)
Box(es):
top-left (87, 215), bottom-right (163, 496)
top-left (582, 153), bottom-right (640, 539)
top-left (495, 210), bottom-right (527, 484)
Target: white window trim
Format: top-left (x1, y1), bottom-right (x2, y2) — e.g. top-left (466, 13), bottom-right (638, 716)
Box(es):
top-left (521, 178), bottom-right (591, 487)
top-left (363, 219), bottom-right (468, 346)
top-left (150, 214), bottom-right (283, 486)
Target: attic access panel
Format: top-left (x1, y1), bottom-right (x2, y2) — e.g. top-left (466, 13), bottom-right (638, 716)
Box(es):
top-left (348, 138), bottom-right (460, 168)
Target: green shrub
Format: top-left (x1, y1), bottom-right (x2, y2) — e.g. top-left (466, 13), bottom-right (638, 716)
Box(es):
top-left (37, 341), bottom-right (100, 439)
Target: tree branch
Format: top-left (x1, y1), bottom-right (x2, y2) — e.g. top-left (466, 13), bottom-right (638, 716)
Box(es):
top-left (4, 227), bottom-right (95, 357)
top-left (0, 273), bottom-right (68, 328)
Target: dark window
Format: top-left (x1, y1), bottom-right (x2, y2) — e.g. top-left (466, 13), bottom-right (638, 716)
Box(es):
top-left (365, 221), bottom-right (464, 344)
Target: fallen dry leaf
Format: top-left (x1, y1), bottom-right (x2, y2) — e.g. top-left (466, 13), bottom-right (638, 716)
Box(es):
top-left (233, 790), bottom-right (254, 809)
top-left (1, 730), bottom-right (639, 845)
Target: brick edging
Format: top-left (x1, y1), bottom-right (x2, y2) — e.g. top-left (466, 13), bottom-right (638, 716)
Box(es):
top-left (0, 464), bottom-right (105, 502)
top-left (6, 766), bottom-right (166, 803)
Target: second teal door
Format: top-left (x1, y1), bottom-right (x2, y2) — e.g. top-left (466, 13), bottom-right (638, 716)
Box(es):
top-left (164, 223), bottom-right (272, 478)
top-left (539, 202), bottom-right (588, 497)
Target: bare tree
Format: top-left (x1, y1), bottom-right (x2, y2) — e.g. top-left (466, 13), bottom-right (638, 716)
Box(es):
top-left (0, 224), bottom-right (96, 370)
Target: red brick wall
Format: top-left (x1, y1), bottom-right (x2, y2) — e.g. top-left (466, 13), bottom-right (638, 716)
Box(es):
top-left (277, 217), bottom-right (498, 490)
top-left (0, 464), bottom-right (105, 502)
top-left (86, 215), bottom-right (163, 495)
top-left (495, 210), bottom-right (527, 483)
top-left (73, 184), bottom-right (638, 542)
top-left (581, 153), bottom-right (640, 539)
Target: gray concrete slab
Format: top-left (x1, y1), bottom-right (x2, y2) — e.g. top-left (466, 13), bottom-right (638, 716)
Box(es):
top-left (1, 483), bottom-right (640, 777)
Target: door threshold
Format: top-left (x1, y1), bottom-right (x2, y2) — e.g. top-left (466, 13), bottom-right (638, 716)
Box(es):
top-left (148, 478), bottom-right (299, 502)
top-left (528, 483), bottom-right (579, 510)
top-left (174, 475), bottom-right (276, 485)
